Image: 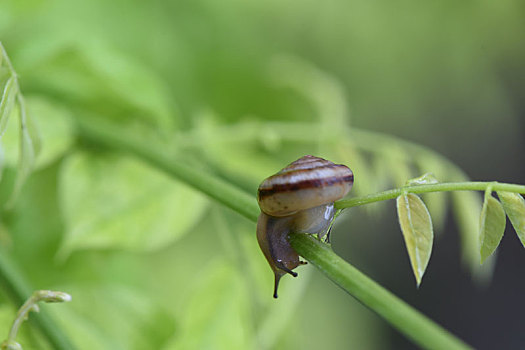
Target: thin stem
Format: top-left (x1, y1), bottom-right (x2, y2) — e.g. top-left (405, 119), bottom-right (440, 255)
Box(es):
top-left (7, 297), bottom-right (36, 343)
top-left (5, 291), bottom-right (71, 344)
top-left (75, 117), bottom-right (482, 349)
top-left (289, 234), bottom-right (472, 350)
top-left (0, 253), bottom-right (76, 350)
top-left (335, 182), bottom-right (525, 209)
top-left (76, 116), bottom-right (260, 222)
top-left (0, 43), bottom-right (74, 350)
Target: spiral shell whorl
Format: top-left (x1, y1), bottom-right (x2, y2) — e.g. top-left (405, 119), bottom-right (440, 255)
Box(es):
top-left (258, 155), bottom-right (353, 217)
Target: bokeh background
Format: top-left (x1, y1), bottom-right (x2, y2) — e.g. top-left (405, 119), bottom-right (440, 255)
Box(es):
top-left (0, 0), bottom-right (524, 349)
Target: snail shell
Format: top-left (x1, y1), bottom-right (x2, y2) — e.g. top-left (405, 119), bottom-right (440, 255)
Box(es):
top-left (256, 155), bottom-right (353, 298)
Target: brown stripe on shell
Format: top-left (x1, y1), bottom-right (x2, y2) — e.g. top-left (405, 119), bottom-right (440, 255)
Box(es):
top-left (257, 155), bottom-right (354, 216)
top-left (276, 155), bottom-right (335, 174)
top-left (258, 174), bottom-right (354, 200)
top-left (276, 163), bottom-right (344, 176)
top-left (260, 164), bottom-right (352, 188)
top-left (259, 156), bottom-right (353, 189)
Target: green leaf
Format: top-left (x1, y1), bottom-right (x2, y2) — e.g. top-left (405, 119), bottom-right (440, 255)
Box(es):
top-left (382, 146), bottom-right (412, 188)
top-left (396, 193), bottom-right (434, 286)
top-left (497, 191), bottom-right (525, 247)
top-left (79, 41), bottom-right (176, 129)
top-left (6, 97), bottom-right (39, 207)
top-left (57, 151), bottom-right (208, 259)
top-left (268, 55), bottom-right (349, 129)
top-left (27, 97), bottom-right (72, 168)
top-left (408, 172), bottom-right (447, 234)
top-left (424, 192), bottom-right (447, 234)
top-left (452, 191), bottom-right (497, 283)
top-left (53, 285), bottom-right (176, 350)
top-left (452, 192), bottom-right (481, 268)
top-left (26, 40), bottom-right (176, 132)
top-left (416, 157), bottom-right (449, 235)
top-left (163, 260), bottom-right (253, 350)
top-left (1, 97), bottom-right (73, 169)
top-left (479, 193), bottom-right (506, 264)
top-left (338, 143), bottom-right (377, 197)
top-left (0, 76), bottom-right (17, 136)
top-left (0, 68), bottom-right (9, 89)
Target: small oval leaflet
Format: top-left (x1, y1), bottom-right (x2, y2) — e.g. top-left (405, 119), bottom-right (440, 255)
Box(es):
top-left (497, 191), bottom-right (525, 248)
top-left (479, 194), bottom-right (506, 264)
top-left (0, 76), bottom-right (17, 136)
top-left (396, 193), bottom-right (434, 286)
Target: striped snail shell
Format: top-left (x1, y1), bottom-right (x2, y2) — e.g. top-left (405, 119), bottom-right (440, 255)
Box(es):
top-left (256, 155), bottom-right (354, 298)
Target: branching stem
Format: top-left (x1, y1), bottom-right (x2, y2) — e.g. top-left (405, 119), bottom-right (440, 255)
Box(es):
top-left (0, 253), bottom-right (75, 350)
top-left (2, 290), bottom-right (71, 350)
top-left (335, 181), bottom-right (525, 209)
top-left (74, 116), bottom-right (494, 350)
top-left (289, 234), bottom-right (472, 350)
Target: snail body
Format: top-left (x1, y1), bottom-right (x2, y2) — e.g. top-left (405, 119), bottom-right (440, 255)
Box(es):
top-left (256, 155), bottom-right (353, 298)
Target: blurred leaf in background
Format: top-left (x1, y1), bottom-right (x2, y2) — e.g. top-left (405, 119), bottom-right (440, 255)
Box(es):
top-left (57, 151), bottom-right (207, 258)
top-left (0, 0), bottom-right (524, 349)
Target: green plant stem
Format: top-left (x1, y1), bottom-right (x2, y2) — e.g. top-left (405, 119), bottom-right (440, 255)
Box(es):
top-left (0, 43), bottom-right (74, 350)
top-left (0, 253), bottom-right (75, 350)
top-left (4, 291), bottom-right (71, 346)
top-left (75, 116), bottom-right (259, 222)
top-left (335, 182), bottom-right (525, 209)
top-left (75, 117), bottom-right (483, 349)
top-left (289, 234), bottom-right (472, 350)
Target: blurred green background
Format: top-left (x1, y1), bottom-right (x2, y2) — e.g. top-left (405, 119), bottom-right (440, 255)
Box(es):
top-left (0, 0), bottom-right (524, 349)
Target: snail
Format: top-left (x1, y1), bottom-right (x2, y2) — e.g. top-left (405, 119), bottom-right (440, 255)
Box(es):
top-left (256, 155), bottom-right (354, 298)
